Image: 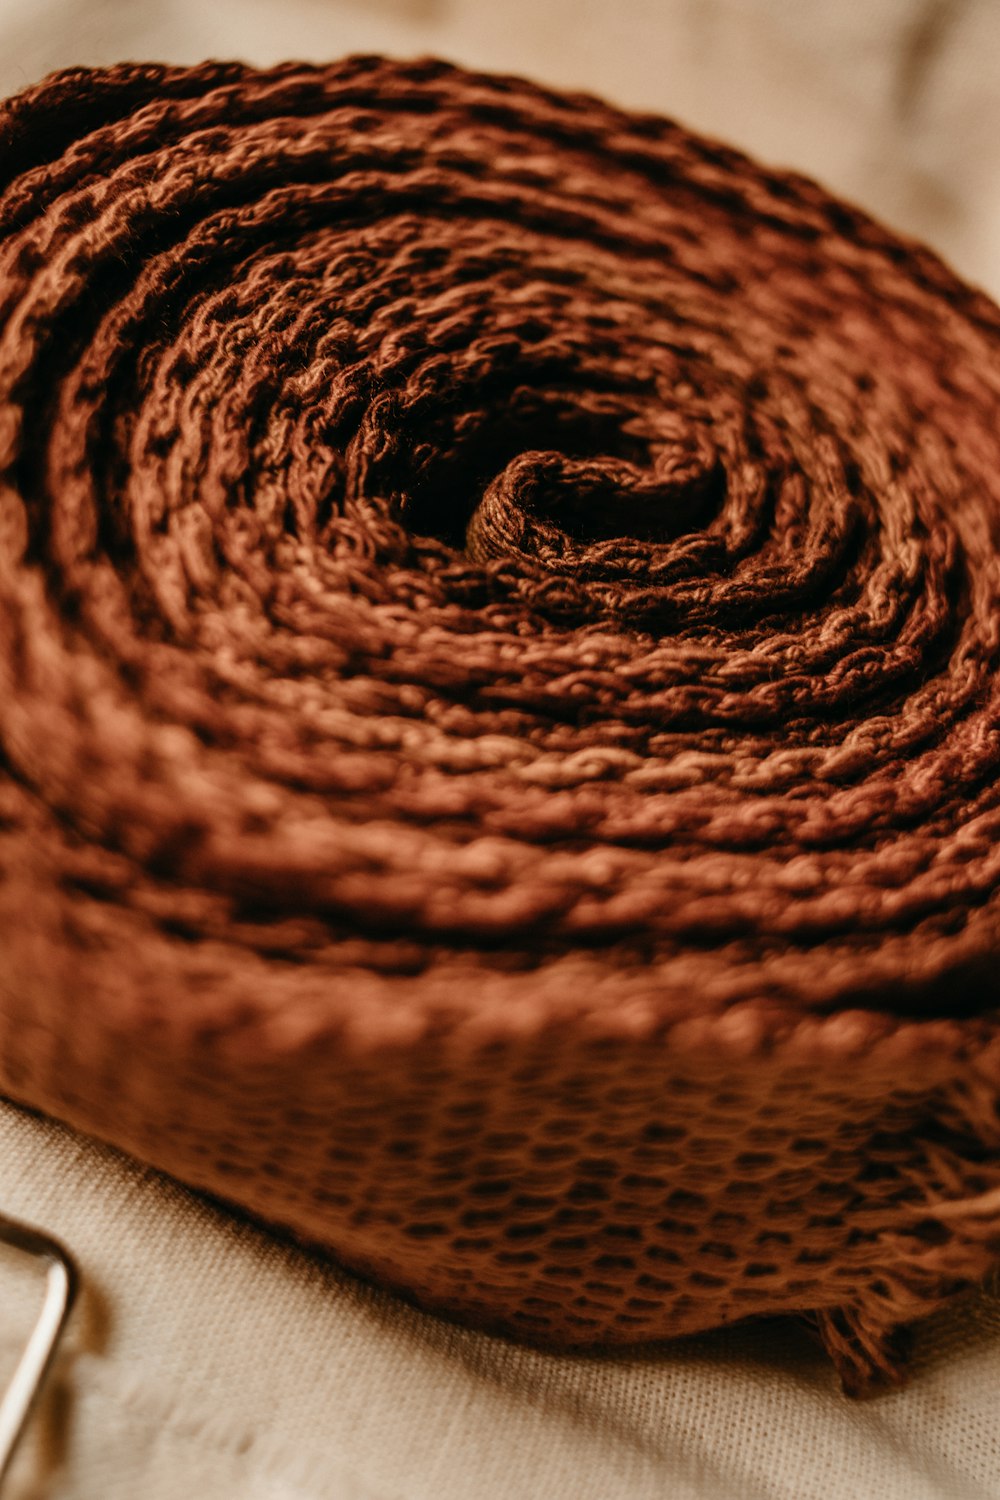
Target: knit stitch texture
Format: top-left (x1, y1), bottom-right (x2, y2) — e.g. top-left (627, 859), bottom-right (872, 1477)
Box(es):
top-left (1, 56), bottom-right (1000, 1392)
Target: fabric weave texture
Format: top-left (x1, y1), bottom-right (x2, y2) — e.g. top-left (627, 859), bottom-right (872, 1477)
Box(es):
top-left (1, 55), bottom-right (1000, 1392)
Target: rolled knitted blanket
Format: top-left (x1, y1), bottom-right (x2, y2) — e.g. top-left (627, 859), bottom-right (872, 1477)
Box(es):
top-left (2, 55), bottom-right (1000, 1393)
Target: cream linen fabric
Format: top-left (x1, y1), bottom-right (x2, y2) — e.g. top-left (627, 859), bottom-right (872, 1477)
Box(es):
top-left (2, 1100), bottom-right (1000, 1500)
top-left (2, 3), bottom-right (1000, 1497)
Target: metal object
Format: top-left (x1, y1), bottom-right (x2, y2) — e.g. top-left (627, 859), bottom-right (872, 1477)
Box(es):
top-left (0, 1214), bottom-right (78, 1489)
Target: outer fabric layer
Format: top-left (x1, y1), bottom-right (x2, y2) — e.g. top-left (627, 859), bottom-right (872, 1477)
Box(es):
top-left (2, 57), bottom-right (1000, 1389)
top-left (4, 0), bottom-right (1000, 307)
top-left (3, 1100), bottom-right (1000, 1500)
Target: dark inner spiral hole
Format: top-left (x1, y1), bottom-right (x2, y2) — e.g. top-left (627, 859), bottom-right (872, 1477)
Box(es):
top-left (393, 391), bottom-right (725, 557)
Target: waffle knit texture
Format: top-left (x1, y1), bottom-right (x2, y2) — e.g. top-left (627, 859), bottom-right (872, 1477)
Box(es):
top-left (1, 55), bottom-right (999, 1393)
top-left (4, 1100), bottom-right (1000, 1500)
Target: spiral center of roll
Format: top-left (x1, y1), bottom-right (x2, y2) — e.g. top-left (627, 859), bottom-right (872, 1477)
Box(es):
top-left (463, 414), bottom-right (726, 570)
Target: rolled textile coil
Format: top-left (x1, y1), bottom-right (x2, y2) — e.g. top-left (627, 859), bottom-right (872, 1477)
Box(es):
top-left (1, 55), bottom-right (1000, 1393)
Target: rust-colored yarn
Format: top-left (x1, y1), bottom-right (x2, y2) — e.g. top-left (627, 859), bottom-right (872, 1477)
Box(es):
top-left (2, 55), bottom-right (1000, 1393)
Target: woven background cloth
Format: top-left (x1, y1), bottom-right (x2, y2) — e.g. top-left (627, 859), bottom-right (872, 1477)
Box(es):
top-left (2, 1097), bottom-right (1000, 1500)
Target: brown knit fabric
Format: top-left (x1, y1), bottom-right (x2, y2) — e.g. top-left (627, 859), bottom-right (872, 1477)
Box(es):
top-left (1, 55), bottom-right (1000, 1393)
